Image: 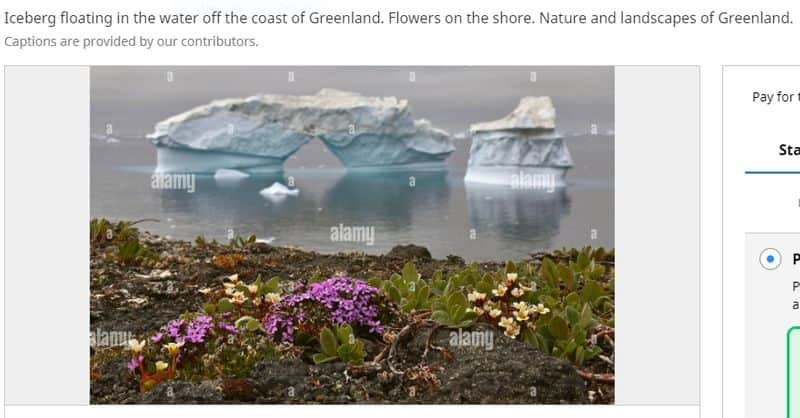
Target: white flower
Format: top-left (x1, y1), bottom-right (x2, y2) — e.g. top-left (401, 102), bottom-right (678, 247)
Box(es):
top-left (511, 288), bottom-right (524, 298)
top-left (246, 284), bottom-right (258, 294)
top-left (227, 274), bottom-right (239, 284)
top-left (264, 292), bottom-right (281, 304)
top-left (512, 301), bottom-right (529, 311)
top-left (492, 284), bottom-right (507, 297)
top-left (534, 304), bottom-right (550, 315)
top-left (504, 324), bottom-right (521, 338)
top-left (127, 339), bottom-right (146, 353)
top-left (498, 316), bottom-right (515, 329)
top-left (489, 308), bottom-right (502, 318)
top-left (506, 272), bottom-right (518, 283)
top-left (155, 361), bottom-right (169, 372)
top-left (198, 288), bottom-right (212, 296)
top-left (514, 309), bottom-right (530, 322)
top-left (231, 291), bottom-right (246, 305)
top-left (467, 290), bottom-right (486, 303)
top-left (223, 282), bottom-right (236, 289)
top-left (164, 342), bottom-right (183, 356)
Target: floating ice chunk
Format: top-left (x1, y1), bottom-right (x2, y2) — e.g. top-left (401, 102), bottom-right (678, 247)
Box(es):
top-left (465, 96), bottom-right (573, 187)
top-left (148, 89), bottom-right (454, 172)
top-left (213, 168), bottom-right (250, 180)
top-left (259, 182), bottom-right (299, 198)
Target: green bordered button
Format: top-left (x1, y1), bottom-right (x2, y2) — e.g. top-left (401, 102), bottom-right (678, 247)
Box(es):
top-left (788, 327), bottom-right (800, 418)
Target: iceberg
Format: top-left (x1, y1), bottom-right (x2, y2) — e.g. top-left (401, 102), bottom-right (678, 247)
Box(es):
top-left (213, 168), bottom-right (250, 180)
top-left (464, 97), bottom-right (573, 187)
top-left (259, 182), bottom-right (299, 198)
top-left (149, 89), bottom-right (454, 173)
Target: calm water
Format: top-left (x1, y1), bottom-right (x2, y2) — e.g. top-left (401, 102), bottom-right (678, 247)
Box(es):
top-left (90, 136), bottom-right (613, 261)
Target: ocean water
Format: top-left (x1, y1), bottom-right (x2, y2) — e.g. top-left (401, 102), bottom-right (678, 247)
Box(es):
top-left (90, 136), bottom-right (613, 261)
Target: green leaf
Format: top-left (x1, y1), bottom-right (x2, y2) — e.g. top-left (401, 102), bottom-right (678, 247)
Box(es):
top-left (312, 353), bottom-right (338, 364)
top-left (548, 316), bottom-right (570, 340)
top-left (415, 286), bottom-right (430, 309)
top-left (234, 316), bottom-right (256, 329)
top-left (217, 298), bottom-right (234, 313)
top-left (246, 318), bottom-right (262, 332)
top-left (335, 324), bottom-right (354, 345)
top-left (581, 279), bottom-right (607, 304)
top-left (402, 262), bottom-right (419, 282)
top-left (387, 285), bottom-right (401, 304)
top-left (264, 277), bottom-right (280, 293)
top-left (575, 346), bottom-right (586, 365)
top-left (579, 303), bottom-right (594, 328)
top-left (319, 327), bottom-right (338, 357)
top-left (202, 303), bottom-right (217, 315)
top-left (505, 260), bottom-right (517, 274)
top-left (431, 310), bottom-right (450, 324)
top-left (558, 264), bottom-right (575, 291)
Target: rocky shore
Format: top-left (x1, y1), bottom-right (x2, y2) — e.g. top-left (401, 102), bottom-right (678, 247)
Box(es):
top-left (90, 219), bottom-right (614, 404)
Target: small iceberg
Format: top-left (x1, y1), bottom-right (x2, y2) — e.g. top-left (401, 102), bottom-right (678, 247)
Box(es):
top-left (259, 182), bottom-right (299, 198)
top-left (464, 96), bottom-right (573, 187)
top-left (213, 168), bottom-right (250, 180)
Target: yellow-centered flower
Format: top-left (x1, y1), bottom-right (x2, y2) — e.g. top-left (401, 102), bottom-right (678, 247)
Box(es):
top-left (492, 284), bottom-right (507, 297)
top-left (511, 288), bottom-right (524, 298)
top-left (534, 304), bottom-right (550, 315)
top-left (231, 291), bottom-right (246, 305)
top-left (489, 308), bottom-right (502, 318)
top-left (498, 316), bottom-right (515, 329)
top-left (127, 339), bottom-right (146, 353)
top-left (504, 324), bottom-right (521, 338)
top-left (514, 309), bottom-right (530, 322)
top-left (264, 292), bottom-right (281, 304)
top-left (164, 342), bottom-right (183, 356)
top-left (247, 284), bottom-right (258, 294)
top-left (155, 361), bottom-right (169, 372)
top-left (467, 290), bottom-right (486, 303)
top-left (506, 272), bottom-right (518, 285)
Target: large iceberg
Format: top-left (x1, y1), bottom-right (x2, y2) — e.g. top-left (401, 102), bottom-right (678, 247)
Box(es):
top-left (464, 97), bottom-right (573, 187)
top-left (148, 89), bottom-right (454, 173)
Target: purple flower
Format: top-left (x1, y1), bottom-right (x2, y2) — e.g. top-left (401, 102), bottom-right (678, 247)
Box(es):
top-left (217, 323), bottom-right (237, 335)
top-left (185, 316), bottom-right (213, 344)
top-left (150, 332), bottom-right (164, 344)
top-left (166, 319), bottom-right (184, 339)
top-left (127, 355), bottom-right (143, 373)
top-left (262, 277), bottom-right (382, 343)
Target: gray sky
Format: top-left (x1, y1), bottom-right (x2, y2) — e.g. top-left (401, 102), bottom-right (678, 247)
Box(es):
top-left (91, 66), bottom-right (613, 169)
top-left (91, 66), bottom-right (613, 137)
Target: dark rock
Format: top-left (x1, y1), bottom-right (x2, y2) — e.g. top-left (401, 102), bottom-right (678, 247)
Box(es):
top-left (221, 378), bottom-right (258, 402)
top-left (403, 324), bottom-right (587, 404)
top-left (248, 358), bottom-right (309, 402)
top-left (386, 244), bottom-right (432, 261)
top-left (91, 356), bottom-right (139, 404)
top-left (138, 381), bottom-right (224, 404)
